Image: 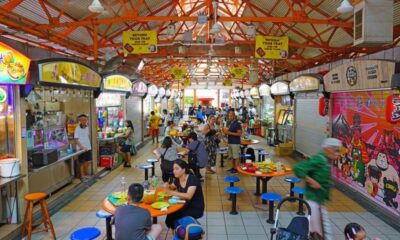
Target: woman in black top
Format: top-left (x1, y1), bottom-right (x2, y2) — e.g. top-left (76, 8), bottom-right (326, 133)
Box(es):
top-left (163, 159), bottom-right (205, 228)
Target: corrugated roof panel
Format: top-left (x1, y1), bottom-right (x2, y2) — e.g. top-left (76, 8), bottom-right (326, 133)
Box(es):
top-left (329, 28), bottom-right (353, 47)
top-left (394, 1), bottom-right (400, 25)
top-left (13, 0), bottom-right (49, 24)
top-left (68, 26), bottom-right (92, 46)
top-left (47, 0), bottom-right (93, 20)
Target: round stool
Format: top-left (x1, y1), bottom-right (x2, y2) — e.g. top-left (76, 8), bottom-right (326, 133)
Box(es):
top-left (225, 187), bottom-right (244, 215)
top-left (22, 192), bottom-right (56, 240)
top-left (147, 159), bottom-right (159, 177)
top-left (216, 150), bottom-right (227, 168)
top-left (224, 176), bottom-right (240, 200)
top-left (259, 152), bottom-right (270, 162)
top-left (96, 210), bottom-right (113, 240)
top-left (261, 192), bottom-right (282, 224)
top-left (240, 154), bottom-right (251, 163)
top-left (284, 177), bottom-right (301, 199)
top-left (139, 164), bottom-right (154, 181)
top-left (292, 187), bottom-right (306, 215)
top-left (254, 148), bottom-right (264, 162)
top-left (70, 227), bottom-right (101, 240)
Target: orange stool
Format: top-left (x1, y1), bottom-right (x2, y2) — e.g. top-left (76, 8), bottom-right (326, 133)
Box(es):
top-left (22, 192), bottom-right (56, 240)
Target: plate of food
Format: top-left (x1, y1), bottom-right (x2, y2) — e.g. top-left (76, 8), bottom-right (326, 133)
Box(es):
top-left (151, 202), bottom-right (169, 210)
top-left (157, 192), bottom-right (172, 197)
top-left (112, 192), bottom-right (127, 199)
top-left (7, 62), bottom-right (25, 80)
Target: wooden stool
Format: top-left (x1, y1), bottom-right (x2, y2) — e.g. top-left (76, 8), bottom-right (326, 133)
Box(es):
top-left (22, 192), bottom-right (56, 240)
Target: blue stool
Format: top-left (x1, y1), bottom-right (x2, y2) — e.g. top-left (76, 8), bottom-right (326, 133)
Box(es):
top-left (292, 187), bottom-right (306, 215)
top-left (216, 149), bottom-right (227, 168)
top-left (224, 176), bottom-right (240, 200)
top-left (284, 177), bottom-right (301, 199)
top-left (261, 192), bottom-right (282, 224)
top-left (139, 164), bottom-right (154, 181)
top-left (240, 154), bottom-right (251, 163)
top-left (259, 152), bottom-right (270, 162)
top-left (253, 148), bottom-right (264, 162)
top-left (225, 187), bottom-right (244, 215)
top-left (70, 227), bottom-right (101, 240)
top-left (96, 210), bottom-right (112, 240)
top-left (147, 159), bottom-right (159, 177)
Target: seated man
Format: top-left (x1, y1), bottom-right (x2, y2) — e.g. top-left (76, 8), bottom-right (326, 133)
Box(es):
top-left (115, 183), bottom-right (162, 240)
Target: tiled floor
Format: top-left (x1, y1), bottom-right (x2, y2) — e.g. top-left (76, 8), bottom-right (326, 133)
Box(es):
top-left (27, 137), bottom-right (399, 240)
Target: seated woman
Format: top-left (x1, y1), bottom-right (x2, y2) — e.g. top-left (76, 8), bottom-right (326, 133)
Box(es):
top-left (153, 137), bottom-right (178, 183)
top-left (163, 159), bottom-right (205, 228)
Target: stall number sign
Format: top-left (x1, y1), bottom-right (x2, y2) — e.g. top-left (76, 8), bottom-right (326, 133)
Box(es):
top-left (255, 36), bottom-right (289, 59)
top-left (122, 30), bottom-right (158, 55)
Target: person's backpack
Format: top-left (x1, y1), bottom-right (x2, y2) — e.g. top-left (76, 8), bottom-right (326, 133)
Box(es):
top-left (173, 216), bottom-right (204, 240)
top-left (188, 141), bottom-right (208, 168)
top-left (246, 147), bottom-right (256, 162)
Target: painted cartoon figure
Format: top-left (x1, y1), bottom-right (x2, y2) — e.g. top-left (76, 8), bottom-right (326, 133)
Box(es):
top-left (350, 126), bottom-right (369, 187)
top-left (366, 165), bottom-right (381, 197)
top-left (383, 178), bottom-right (398, 209)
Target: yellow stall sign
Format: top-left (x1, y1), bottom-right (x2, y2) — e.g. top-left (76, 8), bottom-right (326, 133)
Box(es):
top-left (122, 30), bottom-right (158, 55)
top-left (182, 78), bottom-right (191, 87)
top-left (230, 67), bottom-right (247, 79)
top-left (171, 67), bottom-right (186, 79)
top-left (222, 79), bottom-right (232, 86)
top-left (255, 36), bottom-right (289, 59)
top-left (103, 75), bottom-right (132, 92)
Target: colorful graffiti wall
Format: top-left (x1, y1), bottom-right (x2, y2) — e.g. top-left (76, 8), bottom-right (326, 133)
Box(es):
top-left (332, 90), bottom-right (400, 215)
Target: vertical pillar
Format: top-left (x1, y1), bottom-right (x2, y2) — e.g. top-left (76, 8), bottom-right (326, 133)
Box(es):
top-left (228, 89), bottom-right (232, 107)
top-left (217, 89), bottom-right (220, 108)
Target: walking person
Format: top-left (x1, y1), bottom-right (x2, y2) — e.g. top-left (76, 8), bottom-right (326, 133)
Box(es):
top-left (294, 138), bottom-right (341, 239)
top-left (148, 111), bottom-right (161, 144)
top-left (119, 120), bottom-right (134, 168)
top-left (202, 115), bottom-right (217, 174)
top-left (224, 109), bottom-right (242, 174)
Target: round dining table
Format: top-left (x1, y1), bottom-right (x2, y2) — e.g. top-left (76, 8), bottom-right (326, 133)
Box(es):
top-left (236, 165), bottom-right (292, 209)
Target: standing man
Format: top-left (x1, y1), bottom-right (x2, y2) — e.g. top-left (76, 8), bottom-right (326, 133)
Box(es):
top-left (149, 111), bottom-right (161, 144)
top-left (224, 109), bottom-right (242, 174)
top-left (74, 114), bottom-right (92, 180)
top-left (294, 138), bottom-right (341, 239)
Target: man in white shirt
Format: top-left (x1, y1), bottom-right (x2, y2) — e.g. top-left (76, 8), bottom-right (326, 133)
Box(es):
top-left (75, 114), bottom-right (92, 180)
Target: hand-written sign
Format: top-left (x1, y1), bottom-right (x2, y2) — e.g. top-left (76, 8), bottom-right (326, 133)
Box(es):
top-left (122, 30), bottom-right (158, 54)
top-left (255, 36), bottom-right (289, 59)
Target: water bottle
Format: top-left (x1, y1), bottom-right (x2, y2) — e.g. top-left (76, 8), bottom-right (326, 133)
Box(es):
top-left (143, 180), bottom-right (150, 190)
top-left (120, 176), bottom-right (126, 193)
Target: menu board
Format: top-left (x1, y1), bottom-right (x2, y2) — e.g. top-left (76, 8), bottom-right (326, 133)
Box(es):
top-left (289, 75), bottom-right (320, 92)
top-left (147, 84), bottom-right (158, 96)
top-left (103, 75), bottom-right (132, 92)
top-left (0, 42), bottom-right (31, 85)
top-left (271, 81), bottom-right (290, 95)
top-left (39, 61), bottom-right (101, 88)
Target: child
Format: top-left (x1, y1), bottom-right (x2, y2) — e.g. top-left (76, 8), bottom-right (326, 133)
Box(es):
top-left (344, 223), bottom-right (381, 240)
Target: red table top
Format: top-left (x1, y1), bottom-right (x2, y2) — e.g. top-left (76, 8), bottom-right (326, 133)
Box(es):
top-left (240, 139), bottom-right (260, 145)
top-left (236, 165), bottom-right (292, 178)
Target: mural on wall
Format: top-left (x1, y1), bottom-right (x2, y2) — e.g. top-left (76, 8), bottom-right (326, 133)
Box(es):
top-left (332, 90), bottom-right (400, 215)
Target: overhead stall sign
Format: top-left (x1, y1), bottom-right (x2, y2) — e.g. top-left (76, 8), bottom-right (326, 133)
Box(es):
top-left (0, 42), bottom-right (31, 85)
top-left (230, 67), bottom-right (247, 78)
top-left (122, 30), bottom-right (158, 55)
top-left (132, 81), bottom-right (148, 97)
top-left (39, 61), bottom-right (101, 88)
top-left (103, 75), bottom-right (132, 92)
top-left (223, 79), bottom-right (232, 86)
top-left (255, 36), bottom-right (289, 59)
top-left (182, 78), bottom-right (191, 87)
top-left (171, 67), bottom-right (186, 79)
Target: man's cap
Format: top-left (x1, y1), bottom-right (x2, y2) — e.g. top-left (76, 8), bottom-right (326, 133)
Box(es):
top-left (77, 114), bottom-right (88, 118)
top-left (322, 138), bottom-right (342, 148)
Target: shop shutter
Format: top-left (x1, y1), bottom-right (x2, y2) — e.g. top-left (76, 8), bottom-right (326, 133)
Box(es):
top-left (295, 93), bottom-right (329, 157)
top-left (126, 96), bottom-right (143, 145)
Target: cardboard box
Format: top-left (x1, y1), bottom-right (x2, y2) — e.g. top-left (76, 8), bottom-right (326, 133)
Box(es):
top-left (275, 142), bottom-right (293, 156)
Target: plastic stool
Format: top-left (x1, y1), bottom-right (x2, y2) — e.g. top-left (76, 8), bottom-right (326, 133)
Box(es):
top-left (225, 187), bottom-right (244, 215)
top-left (216, 150), bottom-right (227, 168)
top-left (96, 210), bottom-right (113, 240)
top-left (22, 192), bottom-right (56, 240)
top-left (139, 164), bottom-right (153, 181)
top-left (254, 148), bottom-right (264, 162)
top-left (292, 187), bottom-right (306, 215)
top-left (259, 152), bottom-right (270, 162)
top-left (240, 154), bottom-right (251, 163)
top-left (284, 177), bottom-right (301, 198)
top-left (261, 192), bottom-right (282, 224)
top-left (224, 176), bottom-right (240, 200)
top-left (70, 227), bottom-right (101, 240)
top-left (147, 159), bottom-right (159, 177)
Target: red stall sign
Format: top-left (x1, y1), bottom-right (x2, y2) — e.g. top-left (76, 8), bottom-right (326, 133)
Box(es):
top-left (319, 97), bottom-right (329, 116)
top-left (386, 95), bottom-right (400, 123)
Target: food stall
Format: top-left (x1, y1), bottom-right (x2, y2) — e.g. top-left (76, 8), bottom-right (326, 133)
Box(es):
top-left (259, 83), bottom-right (274, 137)
top-left (0, 41), bottom-right (30, 225)
top-left (96, 74), bottom-right (132, 169)
top-left (26, 59), bottom-right (101, 194)
top-left (325, 60), bottom-right (400, 219)
top-left (289, 74), bottom-right (328, 157)
top-left (271, 81), bottom-right (293, 144)
top-left (126, 80), bottom-right (147, 144)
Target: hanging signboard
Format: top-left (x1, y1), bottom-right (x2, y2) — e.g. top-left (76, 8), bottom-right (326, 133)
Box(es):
top-left (158, 87), bottom-right (165, 97)
top-left (38, 61), bottom-right (101, 88)
top-left (148, 84), bottom-right (158, 96)
top-left (0, 42), bottom-right (31, 85)
top-left (96, 92), bottom-right (122, 107)
top-left (223, 79), bottom-right (232, 86)
top-left (230, 67), bottom-right (247, 78)
top-left (271, 81), bottom-right (290, 95)
top-left (182, 78), bottom-right (191, 87)
top-left (132, 81), bottom-right (148, 96)
top-left (323, 60), bottom-right (398, 92)
top-left (386, 95), bottom-right (400, 123)
top-left (259, 83), bottom-right (271, 96)
top-left (122, 30), bottom-right (158, 55)
top-left (289, 75), bottom-right (321, 92)
top-left (103, 75), bottom-right (132, 92)
top-left (255, 36), bottom-right (289, 59)
top-left (165, 89), bottom-right (172, 98)
top-left (171, 67), bottom-right (186, 79)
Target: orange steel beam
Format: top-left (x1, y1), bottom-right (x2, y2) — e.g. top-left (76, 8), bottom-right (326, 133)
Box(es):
top-left (38, 0), bottom-right (53, 23)
top-left (35, 15), bottom-right (352, 29)
top-left (93, 24), bottom-right (98, 60)
top-left (0, 0), bottom-right (23, 11)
